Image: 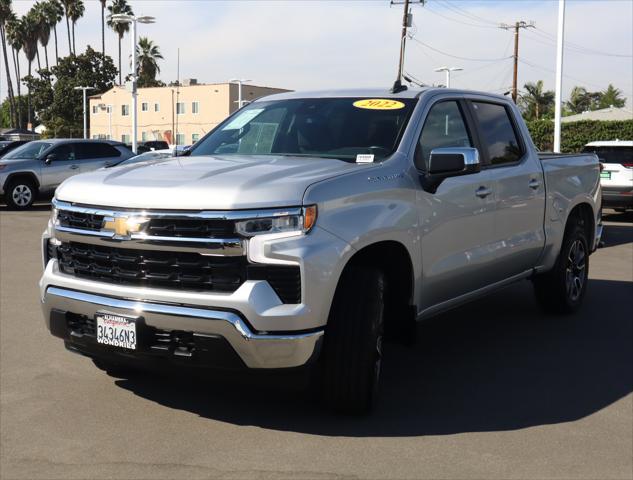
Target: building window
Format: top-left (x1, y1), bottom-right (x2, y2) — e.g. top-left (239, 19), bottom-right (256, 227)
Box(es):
top-left (192, 101), bottom-right (200, 114)
top-left (122, 105), bottom-right (130, 116)
top-left (92, 134), bottom-right (99, 139)
top-left (142, 131), bottom-right (148, 142)
top-left (92, 105), bottom-right (99, 114)
top-left (154, 103), bottom-right (160, 112)
top-left (121, 134), bottom-right (131, 144)
top-left (176, 102), bottom-right (186, 115)
top-left (141, 102), bottom-right (149, 112)
top-left (176, 133), bottom-right (185, 145)
top-left (192, 133), bottom-right (200, 143)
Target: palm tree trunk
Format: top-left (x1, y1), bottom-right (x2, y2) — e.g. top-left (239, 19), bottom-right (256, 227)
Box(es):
top-left (118, 35), bottom-right (122, 85)
top-left (12, 47), bottom-right (22, 128)
top-left (36, 48), bottom-right (41, 72)
top-left (0, 26), bottom-right (17, 128)
top-left (27, 62), bottom-right (32, 128)
top-left (53, 25), bottom-right (59, 63)
top-left (44, 44), bottom-right (49, 70)
top-left (101, 4), bottom-right (105, 61)
top-left (65, 15), bottom-right (71, 54)
top-left (72, 22), bottom-right (76, 55)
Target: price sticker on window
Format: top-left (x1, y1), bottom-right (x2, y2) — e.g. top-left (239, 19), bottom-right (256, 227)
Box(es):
top-left (353, 99), bottom-right (406, 110)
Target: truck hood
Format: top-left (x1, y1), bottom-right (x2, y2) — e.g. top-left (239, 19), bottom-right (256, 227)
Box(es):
top-left (55, 154), bottom-right (366, 210)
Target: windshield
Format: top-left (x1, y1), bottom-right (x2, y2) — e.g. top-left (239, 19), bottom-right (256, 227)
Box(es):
top-left (3, 141), bottom-right (53, 160)
top-left (189, 97), bottom-right (416, 162)
top-left (582, 146), bottom-right (633, 165)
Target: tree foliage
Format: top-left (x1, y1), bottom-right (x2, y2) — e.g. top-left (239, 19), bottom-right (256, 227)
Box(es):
top-left (519, 80), bottom-right (555, 121)
top-left (23, 46), bottom-right (117, 137)
top-left (0, 95), bottom-right (35, 129)
top-left (135, 37), bottom-right (163, 87)
top-left (527, 119), bottom-right (633, 153)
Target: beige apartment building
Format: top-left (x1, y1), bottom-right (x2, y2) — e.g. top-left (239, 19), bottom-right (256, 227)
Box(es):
top-left (88, 81), bottom-right (290, 146)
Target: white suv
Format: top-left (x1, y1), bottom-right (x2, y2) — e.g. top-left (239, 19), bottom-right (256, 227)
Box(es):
top-left (583, 141), bottom-right (633, 211)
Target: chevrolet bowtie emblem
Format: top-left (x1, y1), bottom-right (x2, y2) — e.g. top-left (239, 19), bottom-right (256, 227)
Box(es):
top-left (103, 216), bottom-right (149, 237)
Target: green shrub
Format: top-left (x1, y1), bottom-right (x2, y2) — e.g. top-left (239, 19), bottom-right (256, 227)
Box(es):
top-left (526, 120), bottom-right (633, 152)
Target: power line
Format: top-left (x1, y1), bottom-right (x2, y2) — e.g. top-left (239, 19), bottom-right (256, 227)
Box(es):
top-left (437, 0), bottom-right (498, 26)
top-left (531, 26), bottom-right (632, 58)
top-left (424, 5), bottom-right (497, 29)
top-left (409, 37), bottom-right (511, 62)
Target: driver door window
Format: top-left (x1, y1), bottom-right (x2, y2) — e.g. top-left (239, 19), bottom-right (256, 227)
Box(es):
top-left (415, 101), bottom-right (472, 171)
top-left (50, 144), bottom-right (75, 162)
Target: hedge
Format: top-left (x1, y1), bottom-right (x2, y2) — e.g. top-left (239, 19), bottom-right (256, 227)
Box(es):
top-left (525, 119), bottom-right (633, 153)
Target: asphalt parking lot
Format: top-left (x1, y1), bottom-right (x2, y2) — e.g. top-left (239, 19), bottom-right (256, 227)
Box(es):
top-left (1, 204), bottom-right (631, 480)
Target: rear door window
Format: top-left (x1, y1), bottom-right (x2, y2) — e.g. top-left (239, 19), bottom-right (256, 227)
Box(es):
top-left (50, 144), bottom-right (75, 161)
top-left (582, 146), bottom-right (633, 165)
top-left (471, 102), bottom-right (523, 165)
top-left (75, 143), bottom-right (122, 160)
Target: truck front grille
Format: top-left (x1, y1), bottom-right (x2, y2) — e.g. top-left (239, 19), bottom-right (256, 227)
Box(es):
top-left (55, 242), bottom-right (301, 303)
top-left (58, 210), bottom-right (236, 239)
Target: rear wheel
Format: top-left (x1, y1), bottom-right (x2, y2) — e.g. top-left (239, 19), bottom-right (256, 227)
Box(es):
top-left (6, 178), bottom-right (37, 210)
top-left (321, 266), bottom-right (385, 414)
top-left (533, 221), bottom-right (589, 314)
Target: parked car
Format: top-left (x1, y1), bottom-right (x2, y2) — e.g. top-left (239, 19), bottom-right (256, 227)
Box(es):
top-left (41, 88), bottom-right (602, 413)
top-left (107, 149), bottom-right (174, 167)
top-left (0, 139), bottom-right (133, 209)
top-left (126, 140), bottom-right (171, 154)
top-left (0, 140), bottom-right (30, 158)
top-left (582, 140), bottom-right (633, 211)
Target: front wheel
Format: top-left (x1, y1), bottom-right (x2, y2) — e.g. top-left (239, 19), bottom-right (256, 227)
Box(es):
top-left (533, 222), bottom-right (589, 314)
top-left (6, 178), bottom-right (37, 210)
top-left (321, 266), bottom-right (385, 414)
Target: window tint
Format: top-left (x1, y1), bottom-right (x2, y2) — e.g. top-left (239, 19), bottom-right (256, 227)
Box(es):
top-left (471, 102), bottom-right (522, 165)
top-left (75, 143), bottom-right (121, 159)
top-left (415, 101), bottom-right (472, 171)
top-left (51, 144), bottom-right (75, 161)
top-left (582, 146), bottom-right (633, 165)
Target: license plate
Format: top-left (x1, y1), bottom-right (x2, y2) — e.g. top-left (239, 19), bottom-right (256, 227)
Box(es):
top-left (600, 171), bottom-right (611, 179)
top-left (96, 313), bottom-right (137, 350)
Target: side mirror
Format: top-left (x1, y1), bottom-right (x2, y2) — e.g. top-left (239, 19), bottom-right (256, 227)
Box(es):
top-left (44, 153), bottom-right (58, 165)
top-left (421, 147), bottom-right (480, 193)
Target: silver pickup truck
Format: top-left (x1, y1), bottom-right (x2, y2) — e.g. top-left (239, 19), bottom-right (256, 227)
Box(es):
top-left (40, 88), bottom-right (602, 413)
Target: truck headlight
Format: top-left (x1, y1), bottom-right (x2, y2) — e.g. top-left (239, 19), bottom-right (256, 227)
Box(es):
top-left (235, 205), bottom-right (317, 237)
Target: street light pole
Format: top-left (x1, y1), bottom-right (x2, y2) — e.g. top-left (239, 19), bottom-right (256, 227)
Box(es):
top-left (110, 13), bottom-right (155, 153)
top-left (553, 0), bottom-right (566, 153)
top-left (229, 79), bottom-right (251, 110)
top-left (434, 66), bottom-right (463, 88)
top-left (131, 18), bottom-right (138, 154)
top-left (74, 86), bottom-right (94, 139)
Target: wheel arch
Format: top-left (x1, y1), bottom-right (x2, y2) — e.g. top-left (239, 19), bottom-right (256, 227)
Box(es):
top-left (3, 171), bottom-right (41, 192)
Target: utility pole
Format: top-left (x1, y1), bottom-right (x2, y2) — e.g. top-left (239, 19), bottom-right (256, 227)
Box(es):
top-left (74, 86), bottom-right (94, 139)
top-left (553, 0), bottom-right (566, 153)
top-left (500, 21), bottom-right (535, 103)
top-left (390, 0), bottom-right (424, 93)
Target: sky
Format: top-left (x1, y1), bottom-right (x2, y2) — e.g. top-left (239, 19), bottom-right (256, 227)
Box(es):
top-left (1, 0), bottom-right (632, 106)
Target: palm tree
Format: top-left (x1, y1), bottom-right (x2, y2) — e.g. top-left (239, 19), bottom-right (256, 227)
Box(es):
top-left (599, 84), bottom-right (626, 109)
top-left (47, 0), bottom-right (63, 64)
top-left (67, 0), bottom-right (83, 55)
top-left (135, 37), bottom-right (163, 86)
top-left (60, 0), bottom-right (72, 54)
top-left (566, 86), bottom-right (599, 114)
top-left (21, 13), bottom-right (39, 127)
top-left (107, 0), bottom-right (133, 85)
top-left (520, 80), bottom-right (555, 121)
top-left (5, 13), bottom-right (23, 126)
top-left (0, 0), bottom-right (17, 127)
top-left (33, 2), bottom-right (51, 70)
top-left (100, 0), bottom-right (106, 64)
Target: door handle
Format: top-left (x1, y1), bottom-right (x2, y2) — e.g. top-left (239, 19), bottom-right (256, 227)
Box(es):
top-left (69, 165), bottom-right (79, 170)
top-left (475, 186), bottom-right (492, 198)
top-left (528, 179), bottom-right (541, 190)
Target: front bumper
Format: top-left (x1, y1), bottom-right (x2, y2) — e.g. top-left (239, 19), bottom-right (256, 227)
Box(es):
top-left (42, 286), bottom-right (324, 369)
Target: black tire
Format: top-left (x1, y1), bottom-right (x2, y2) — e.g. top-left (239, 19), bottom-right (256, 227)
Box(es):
top-left (92, 358), bottom-right (134, 377)
top-left (321, 266), bottom-right (385, 414)
top-left (5, 177), bottom-right (37, 210)
top-left (533, 221), bottom-right (589, 314)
